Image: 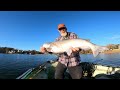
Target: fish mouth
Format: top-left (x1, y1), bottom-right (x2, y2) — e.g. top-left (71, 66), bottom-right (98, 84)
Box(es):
top-left (48, 52), bottom-right (53, 54)
top-left (45, 48), bottom-right (54, 54)
top-left (46, 48), bottom-right (52, 52)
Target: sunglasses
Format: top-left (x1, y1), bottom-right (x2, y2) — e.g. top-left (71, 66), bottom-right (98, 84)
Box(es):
top-left (59, 27), bottom-right (66, 31)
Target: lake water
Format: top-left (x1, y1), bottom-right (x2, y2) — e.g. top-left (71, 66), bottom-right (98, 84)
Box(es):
top-left (0, 53), bottom-right (120, 79)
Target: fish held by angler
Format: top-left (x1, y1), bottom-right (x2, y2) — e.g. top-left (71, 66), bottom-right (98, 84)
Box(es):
top-left (42, 38), bottom-right (109, 57)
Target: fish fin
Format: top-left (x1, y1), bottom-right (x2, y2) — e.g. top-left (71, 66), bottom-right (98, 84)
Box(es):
top-left (66, 49), bottom-right (72, 56)
top-left (92, 49), bottom-right (100, 57)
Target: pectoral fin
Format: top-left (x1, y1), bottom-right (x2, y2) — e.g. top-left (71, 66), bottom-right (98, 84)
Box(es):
top-left (66, 49), bottom-right (72, 56)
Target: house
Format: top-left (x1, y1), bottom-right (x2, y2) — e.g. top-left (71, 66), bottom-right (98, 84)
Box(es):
top-left (118, 44), bottom-right (120, 49)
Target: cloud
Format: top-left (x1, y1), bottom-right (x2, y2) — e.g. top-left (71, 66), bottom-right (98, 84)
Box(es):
top-left (110, 35), bottom-right (120, 40)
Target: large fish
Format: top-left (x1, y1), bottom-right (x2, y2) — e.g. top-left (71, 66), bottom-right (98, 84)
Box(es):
top-left (42, 38), bottom-right (109, 57)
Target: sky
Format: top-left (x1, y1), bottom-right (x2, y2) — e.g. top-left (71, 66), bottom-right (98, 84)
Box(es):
top-left (0, 11), bottom-right (120, 51)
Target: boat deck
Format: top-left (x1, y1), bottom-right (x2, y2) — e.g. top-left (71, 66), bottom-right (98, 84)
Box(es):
top-left (16, 60), bottom-right (120, 79)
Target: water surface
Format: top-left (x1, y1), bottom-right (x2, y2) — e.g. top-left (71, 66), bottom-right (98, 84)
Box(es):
top-left (0, 53), bottom-right (120, 79)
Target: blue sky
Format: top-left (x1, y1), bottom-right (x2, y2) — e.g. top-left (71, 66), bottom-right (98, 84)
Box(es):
top-left (0, 11), bottom-right (120, 51)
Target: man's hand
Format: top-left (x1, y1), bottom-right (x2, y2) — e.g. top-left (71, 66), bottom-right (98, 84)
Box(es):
top-left (66, 47), bottom-right (80, 56)
top-left (40, 47), bottom-right (47, 53)
top-left (70, 47), bottom-right (80, 52)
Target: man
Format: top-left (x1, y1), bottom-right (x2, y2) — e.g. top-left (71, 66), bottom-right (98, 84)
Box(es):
top-left (40, 24), bottom-right (82, 79)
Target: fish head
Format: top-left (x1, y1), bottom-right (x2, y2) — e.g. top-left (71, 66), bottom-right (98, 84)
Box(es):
top-left (42, 42), bottom-right (53, 52)
top-left (42, 42), bottom-right (51, 48)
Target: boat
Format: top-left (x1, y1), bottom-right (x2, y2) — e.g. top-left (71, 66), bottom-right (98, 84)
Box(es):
top-left (16, 60), bottom-right (58, 79)
top-left (16, 60), bottom-right (120, 79)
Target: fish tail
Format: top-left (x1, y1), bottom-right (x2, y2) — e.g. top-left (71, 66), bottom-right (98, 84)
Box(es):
top-left (92, 46), bottom-right (109, 57)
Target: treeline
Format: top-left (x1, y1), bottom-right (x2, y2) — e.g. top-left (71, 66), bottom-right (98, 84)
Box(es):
top-left (106, 44), bottom-right (120, 50)
top-left (80, 49), bottom-right (92, 54)
top-left (0, 47), bottom-right (43, 55)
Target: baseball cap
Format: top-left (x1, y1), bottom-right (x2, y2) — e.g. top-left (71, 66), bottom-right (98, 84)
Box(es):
top-left (58, 24), bottom-right (66, 30)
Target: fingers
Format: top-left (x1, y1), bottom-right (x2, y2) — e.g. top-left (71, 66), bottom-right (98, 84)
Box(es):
top-left (40, 47), bottom-right (47, 53)
top-left (70, 47), bottom-right (80, 52)
top-left (74, 47), bottom-right (80, 51)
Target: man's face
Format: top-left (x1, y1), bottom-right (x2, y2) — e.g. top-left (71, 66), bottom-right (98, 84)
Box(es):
top-left (58, 27), bottom-right (67, 36)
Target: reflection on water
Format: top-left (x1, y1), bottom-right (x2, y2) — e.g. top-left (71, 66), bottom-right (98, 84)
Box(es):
top-left (80, 53), bottom-right (120, 67)
top-left (0, 54), bottom-right (58, 79)
top-left (0, 53), bottom-right (120, 79)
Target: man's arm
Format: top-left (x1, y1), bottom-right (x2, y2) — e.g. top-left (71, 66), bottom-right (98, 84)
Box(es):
top-left (69, 32), bottom-right (79, 39)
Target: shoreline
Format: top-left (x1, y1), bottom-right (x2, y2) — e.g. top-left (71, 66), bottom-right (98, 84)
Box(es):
top-left (103, 49), bottom-right (120, 54)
